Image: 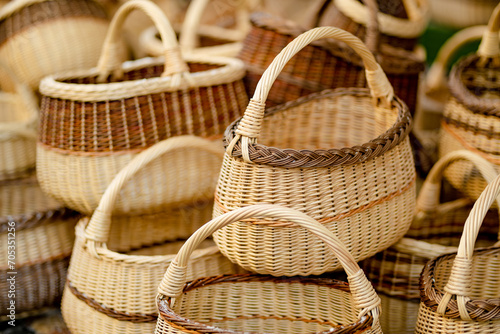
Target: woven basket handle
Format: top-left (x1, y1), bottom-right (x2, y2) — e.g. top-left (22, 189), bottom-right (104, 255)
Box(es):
top-left (84, 135), bottom-right (224, 246)
top-left (436, 173), bottom-right (500, 320)
top-left (158, 204), bottom-right (381, 322)
top-left (96, 0), bottom-right (189, 82)
top-left (425, 26), bottom-right (487, 93)
top-left (478, 2), bottom-right (500, 59)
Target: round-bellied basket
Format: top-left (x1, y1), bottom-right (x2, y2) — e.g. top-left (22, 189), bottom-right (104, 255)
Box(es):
top-left (62, 135), bottom-right (245, 334)
top-left (429, 0), bottom-right (499, 29)
top-left (0, 175), bottom-right (80, 319)
top-left (415, 173), bottom-right (500, 333)
top-left (37, 0), bottom-right (248, 215)
top-left (360, 150), bottom-right (500, 334)
top-left (0, 0), bottom-right (120, 91)
top-left (155, 205), bottom-right (383, 334)
top-left (439, 3), bottom-right (500, 207)
top-left (0, 63), bottom-right (38, 181)
top-left (214, 26), bottom-right (416, 277)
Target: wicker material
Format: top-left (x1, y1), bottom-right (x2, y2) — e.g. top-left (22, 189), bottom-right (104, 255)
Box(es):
top-left (215, 26), bottom-right (416, 277)
top-left (0, 0), bottom-right (118, 91)
top-left (360, 150), bottom-right (500, 334)
top-left (0, 176), bottom-right (80, 318)
top-left (37, 0), bottom-right (248, 215)
top-left (0, 62), bottom-right (38, 181)
top-left (62, 135), bottom-right (244, 334)
top-left (155, 205), bottom-right (382, 334)
top-left (439, 3), bottom-right (500, 205)
top-left (429, 0), bottom-right (500, 29)
top-left (415, 173), bottom-right (500, 333)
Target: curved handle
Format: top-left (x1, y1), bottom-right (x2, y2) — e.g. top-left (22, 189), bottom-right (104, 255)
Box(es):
top-left (425, 25), bottom-right (487, 93)
top-left (96, 0), bottom-right (189, 82)
top-left (158, 204), bottom-right (381, 322)
top-left (436, 173), bottom-right (500, 320)
top-left (478, 2), bottom-right (500, 58)
top-left (84, 135), bottom-right (224, 246)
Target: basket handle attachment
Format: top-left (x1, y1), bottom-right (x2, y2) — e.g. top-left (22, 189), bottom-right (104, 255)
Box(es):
top-left (84, 136), bottom-right (224, 253)
top-left (158, 204), bottom-right (381, 324)
top-left (436, 173), bottom-right (500, 320)
top-left (478, 2), bottom-right (500, 60)
top-left (227, 26), bottom-right (394, 162)
top-left (96, 0), bottom-right (189, 82)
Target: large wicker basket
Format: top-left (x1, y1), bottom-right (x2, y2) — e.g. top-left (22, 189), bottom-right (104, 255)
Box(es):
top-left (0, 0), bottom-right (120, 91)
top-left (360, 150), bottom-right (500, 334)
top-left (37, 0), bottom-right (248, 215)
top-left (438, 3), bottom-right (500, 206)
top-left (0, 175), bottom-right (80, 319)
top-left (62, 135), bottom-right (244, 334)
top-left (155, 205), bottom-right (383, 334)
top-left (0, 63), bottom-right (38, 181)
top-left (415, 173), bottom-right (500, 333)
top-left (214, 26), bottom-right (416, 277)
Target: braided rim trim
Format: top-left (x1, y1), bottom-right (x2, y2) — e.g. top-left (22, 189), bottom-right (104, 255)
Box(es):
top-left (67, 281), bottom-right (158, 323)
top-left (158, 274), bottom-right (373, 334)
top-left (419, 247), bottom-right (500, 321)
top-left (224, 89), bottom-right (412, 168)
top-left (449, 54), bottom-right (500, 116)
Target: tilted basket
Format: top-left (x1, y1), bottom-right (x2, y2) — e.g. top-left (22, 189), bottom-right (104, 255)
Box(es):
top-left (439, 3), bottom-right (500, 206)
top-left (214, 26), bottom-right (416, 277)
top-left (0, 0), bottom-right (119, 91)
top-left (429, 0), bottom-right (499, 29)
top-left (0, 175), bottom-right (80, 319)
top-left (62, 135), bottom-right (244, 334)
top-left (360, 150), bottom-right (500, 334)
top-left (37, 0), bottom-right (248, 215)
top-left (0, 63), bottom-right (38, 181)
top-left (415, 173), bottom-right (500, 333)
top-left (155, 204), bottom-right (383, 334)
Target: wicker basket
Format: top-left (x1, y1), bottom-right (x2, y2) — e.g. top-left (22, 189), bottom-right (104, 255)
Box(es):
top-left (438, 3), bottom-right (500, 207)
top-left (360, 150), bottom-right (500, 334)
top-left (155, 204), bottom-right (383, 334)
top-left (140, 0), bottom-right (256, 58)
top-left (214, 26), bottom-right (416, 277)
top-left (415, 173), bottom-right (500, 333)
top-left (429, 0), bottom-right (500, 29)
top-left (0, 63), bottom-right (38, 181)
top-left (0, 175), bottom-right (80, 319)
top-left (37, 0), bottom-right (248, 215)
top-left (62, 135), bottom-right (244, 334)
top-left (0, 0), bottom-right (120, 91)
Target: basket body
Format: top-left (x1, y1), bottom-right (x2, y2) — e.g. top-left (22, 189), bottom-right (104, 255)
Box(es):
top-left (0, 176), bottom-right (79, 317)
top-left (214, 89), bottom-right (416, 276)
top-left (0, 0), bottom-right (115, 90)
top-left (429, 0), bottom-right (499, 28)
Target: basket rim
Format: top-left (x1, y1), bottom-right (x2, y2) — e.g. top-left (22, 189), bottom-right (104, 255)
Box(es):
top-left (39, 54), bottom-right (246, 102)
top-left (419, 246), bottom-right (500, 321)
top-left (224, 88), bottom-right (412, 168)
top-left (449, 54), bottom-right (500, 116)
top-left (158, 273), bottom-right (374, 334)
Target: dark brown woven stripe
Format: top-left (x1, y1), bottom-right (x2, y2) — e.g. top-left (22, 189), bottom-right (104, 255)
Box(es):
top-left (158, 274), bottom-right (374, 334)
top-left (443, 116), bottom-right (500, 140)
top-left (0, 0), bottom-right (108, 46)
top-left (0, 206), bottom-right (80, 233)
top-left (420, 247), bottom-right (500, 321)
top-left (225, 89), bottom-right (412, 168)
top-left (449, 54), bottom-right (500, 117)
top-left (67, 281), bottom-right (158, 323)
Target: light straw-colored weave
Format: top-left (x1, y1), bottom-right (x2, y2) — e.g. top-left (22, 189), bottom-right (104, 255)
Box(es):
top-left (439, 3), bottom-right (500, 206)
top-left (214, 26), bottom-right (415, 277)
top-left (155, 204), bottom-right (382, 334)
top-left (37, 0), bottom-right (247, 215)
top-left (0, 62), bottom-right (38, 181)
top-left (62, 135), bottom-right (244, 334)
top-left (415, 174), bottom-right (500, 333)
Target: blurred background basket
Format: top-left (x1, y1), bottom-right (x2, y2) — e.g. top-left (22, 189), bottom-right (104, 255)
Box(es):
top-left (429, 0), bottom-right (499, 29)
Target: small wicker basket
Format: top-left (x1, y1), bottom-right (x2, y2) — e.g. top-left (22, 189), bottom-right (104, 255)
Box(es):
top-left (62, 135), bottom-right (244, 334)
top-left (155, 204), bottom-right (383, 334)
top-left (37, 0), bottom-right (248, 215)
top-left (438, 3), bottom-right (500, 206)
top-left (0, 175), bottom-right (80, 319)
top-left (415, 173), bottom-right (500, 333)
